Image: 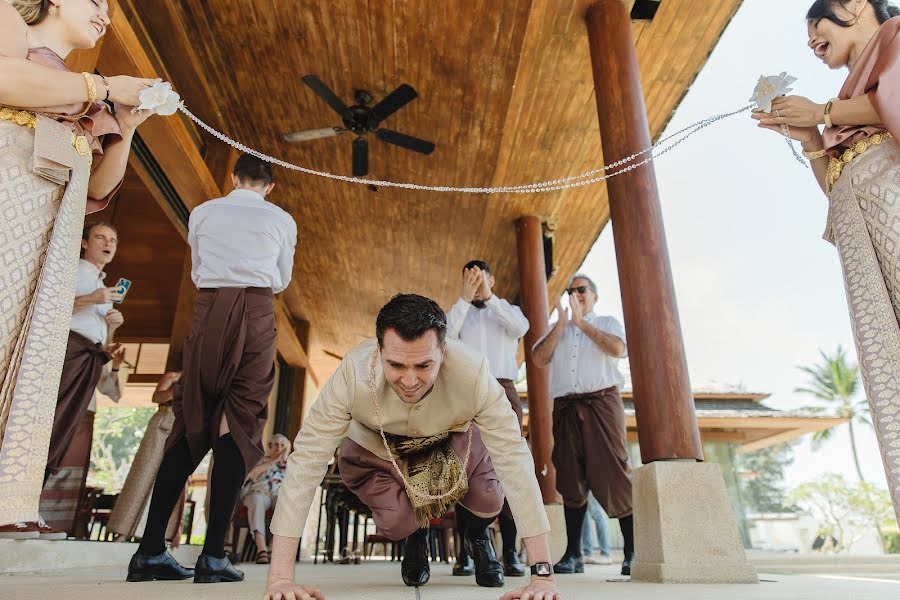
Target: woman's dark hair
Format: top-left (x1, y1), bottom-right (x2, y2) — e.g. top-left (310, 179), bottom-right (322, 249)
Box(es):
top-left (233, 153), bottom-right (274, 187)
top-left (807, 0), bottom-right (900, 26)
top-left (376, 294), bottom-right (447, 347)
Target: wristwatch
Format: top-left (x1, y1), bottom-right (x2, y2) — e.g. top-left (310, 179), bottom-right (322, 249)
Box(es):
top-left (530, 562), bottom-right (553, 577)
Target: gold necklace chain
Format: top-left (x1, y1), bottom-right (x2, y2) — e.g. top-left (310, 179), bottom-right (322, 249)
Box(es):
top-left (368, 348), bottom-right (473, 502)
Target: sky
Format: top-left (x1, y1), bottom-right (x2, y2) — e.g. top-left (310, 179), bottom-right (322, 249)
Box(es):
top-left (572, 0), bottom-right (889, 489)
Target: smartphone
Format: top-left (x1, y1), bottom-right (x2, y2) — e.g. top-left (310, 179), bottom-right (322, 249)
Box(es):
top-left (113, 278), bottom-right (132, 304)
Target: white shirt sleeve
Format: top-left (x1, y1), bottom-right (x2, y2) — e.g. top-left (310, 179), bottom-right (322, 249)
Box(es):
top-left (188, 211), bottom-right (201, 288)
top-left (269, 357), bottom-right (354, 538)
top-left (275, 217), bottom-right (298, 293)
top-left (446, 298), bottom-right (471, 340)
top-left (485, 296), bottom-right (530, 338)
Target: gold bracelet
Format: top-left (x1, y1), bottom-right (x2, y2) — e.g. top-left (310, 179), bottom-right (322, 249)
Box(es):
top-left (52, 72), bottom-right (98, 122)
top-left (824, 98), bottom-right (836, 128)
top-left (802, 148), bottom-right (828, 160)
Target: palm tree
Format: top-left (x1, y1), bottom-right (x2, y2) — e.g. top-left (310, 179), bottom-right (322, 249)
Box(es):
top-left (795, 346), bottom-right (870, 482)
top-left (795, 346), bottom-right (885, 548)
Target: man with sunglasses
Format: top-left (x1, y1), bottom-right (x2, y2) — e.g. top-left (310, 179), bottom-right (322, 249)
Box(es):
top-left (533, 273), bottom-right (635, 577)
top-left (447, 260), bottom-right (529, 579)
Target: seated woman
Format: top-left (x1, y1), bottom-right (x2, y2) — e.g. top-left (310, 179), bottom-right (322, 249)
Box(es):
top-left (241, 434), bottom-right (291, 564)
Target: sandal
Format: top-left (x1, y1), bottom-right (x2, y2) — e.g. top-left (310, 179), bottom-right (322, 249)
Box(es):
top-left (256, 550), bottom-right (270, 564)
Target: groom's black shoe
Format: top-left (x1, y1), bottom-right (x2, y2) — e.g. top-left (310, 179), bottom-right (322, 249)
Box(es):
top-left (401, 528), bottom-right (431, 586)
top-left (465, 518), bottom-right (504, 587)
top-left (452, 544), bottom-right (474, 576)
top-left (126, 550), bottom-right (194, 582)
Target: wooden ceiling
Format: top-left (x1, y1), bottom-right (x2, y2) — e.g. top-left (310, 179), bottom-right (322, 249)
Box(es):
top-left (121, 0), bottom-right (742, 380)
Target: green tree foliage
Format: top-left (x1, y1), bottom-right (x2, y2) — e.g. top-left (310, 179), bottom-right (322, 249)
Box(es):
top-left (88, 406), bottom-right (155, 493)
top-left (786, 473), bottom-right (896, 552)
top-left (737, 442), bottom-right (797, 514)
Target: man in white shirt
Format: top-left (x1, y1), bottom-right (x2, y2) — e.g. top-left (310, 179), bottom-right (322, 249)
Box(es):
top-left (447, 260), bottom-right (529, 578)
top-left (128, 154), bottom-right (297, 585)
top-left (533, 273), bottom-right (635, 577)
top-left (36, 222), bottom-right (125, 541)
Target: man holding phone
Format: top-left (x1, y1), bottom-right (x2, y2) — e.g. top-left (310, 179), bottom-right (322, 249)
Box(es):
top-left (35, 222), bottom-right (127, 540)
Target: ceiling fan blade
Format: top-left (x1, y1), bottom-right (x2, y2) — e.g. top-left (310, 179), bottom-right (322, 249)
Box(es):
top-left (283, 127), bottom-right (344, 143)
top-left (352, 137), bottom-right (369, 177)
top-left (375, 129), bottom-right (435, 154)
top-left (370, 84), bottom-right (418, 123)
top-left (302, 75), bottom-right (350, 118)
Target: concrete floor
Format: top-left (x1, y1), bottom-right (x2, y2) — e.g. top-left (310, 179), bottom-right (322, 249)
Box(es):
top-left (3, 561), bottom-right (899, 600)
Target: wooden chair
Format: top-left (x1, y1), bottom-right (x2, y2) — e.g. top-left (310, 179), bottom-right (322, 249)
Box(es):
top-left (364, 533), bottom-right (399, 560)
top-left (73, 487), bottom-right (103, 540)
top-left (230, 503), bottom-right (274, 564)
top-left (88, 492), bottom-right (117, 541)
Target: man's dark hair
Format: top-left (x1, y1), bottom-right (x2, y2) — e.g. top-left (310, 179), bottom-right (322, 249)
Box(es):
top-left (81, 221), bottom-right (117, 257)
top-left (376, 294), bottom-right (447, 347)
top-left (462, 259), bottom-right (490, 274)
top-left (233, 153), bottom-right (274, 187)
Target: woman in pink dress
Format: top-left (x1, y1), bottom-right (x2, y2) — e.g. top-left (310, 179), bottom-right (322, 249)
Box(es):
top-left (753, 0), bottom-right (900, 523)
top-left (0, 0), bottom-right (166, 536)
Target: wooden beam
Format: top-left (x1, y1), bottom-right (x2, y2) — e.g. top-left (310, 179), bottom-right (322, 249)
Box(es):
top-left (97, 8), bottom-right (220, 211)
top-left (275, 298), bottom-right (309, 370)
top-left (205, 142), bottom-right (239, 194)
top-left (164, 259), bottom-right (197, 373)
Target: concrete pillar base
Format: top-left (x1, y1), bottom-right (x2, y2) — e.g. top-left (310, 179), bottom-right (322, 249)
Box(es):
top-left (631, 462), bottom-right (758, 584)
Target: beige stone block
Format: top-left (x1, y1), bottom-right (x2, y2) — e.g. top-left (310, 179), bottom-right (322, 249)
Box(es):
top-left (631, 461), bottom-right (758, 584)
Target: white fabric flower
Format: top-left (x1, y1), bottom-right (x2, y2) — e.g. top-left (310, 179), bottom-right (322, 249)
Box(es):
top-left (749, 72), bottom-right (797, 113)
top-left (137, 81), bottom-right (181, 116)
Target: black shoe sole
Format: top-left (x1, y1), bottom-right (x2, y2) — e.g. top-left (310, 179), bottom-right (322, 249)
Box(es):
top-left (194, 574), bottom-right (244, 584)
top-left (451, 569), bottom-right (473, 576)
top-left (126, 572), bottom-right (194, 582)
top-left (554, 567), bottom-right (585, 574)
top-left (475, 576), bottom-right (505, 587)
top-left (503, 567), bottom-right (526, 577)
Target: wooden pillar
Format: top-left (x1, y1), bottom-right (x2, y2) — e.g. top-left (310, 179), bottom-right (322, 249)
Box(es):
top-left (516, 216), bottom-right (559, 503)
top-left (287, 320), bottom-right (310, 440)
top-left (585, 0), bottom-right (703, 462)
top-left (164, 258), bottom-right (197, 372)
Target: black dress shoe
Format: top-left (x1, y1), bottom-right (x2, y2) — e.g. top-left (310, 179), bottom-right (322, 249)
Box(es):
top-left (553, 551), bottom-right (584, 574)
top-left (452, 547), bottom-right (473, 576)
top-left (621, 552), bottom-right (635, 576)
top-left (401, 528), bottom-right (430, 587)
top-left (466, 534), bottom-right (504, 587)
top-left (126, 550), bottom-right (194, 582)
top-left (194, 554), bottom-right (244, 584)
top-left (502, 548), bottom-right (525, 577)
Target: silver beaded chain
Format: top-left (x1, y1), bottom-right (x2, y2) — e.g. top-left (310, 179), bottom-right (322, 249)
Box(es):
top-left (178, 103), bottom-right (755, 194)
top-left (781, 124), bottom-right (809, 166)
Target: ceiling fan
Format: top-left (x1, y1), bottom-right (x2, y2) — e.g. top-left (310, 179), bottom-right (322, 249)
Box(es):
top-left (284, 75), bottom-right (435, 177)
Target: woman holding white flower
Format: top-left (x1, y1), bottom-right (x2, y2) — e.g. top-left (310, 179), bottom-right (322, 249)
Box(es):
top-left (0, 0), bottom-right (167, 535)
top-left (753, 0), bottom-right (900, 522)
